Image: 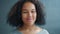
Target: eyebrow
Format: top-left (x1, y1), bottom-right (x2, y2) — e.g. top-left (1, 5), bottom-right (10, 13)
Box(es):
top-left (32, 9), bottom-right (36, 10)
top-left (22, 9), bottom-right (36, 10)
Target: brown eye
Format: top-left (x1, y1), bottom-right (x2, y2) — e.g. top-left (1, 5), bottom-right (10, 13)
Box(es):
top-left (31, 11), bottom-right (36, 13)
top-left (23, 12), bottom-right (27, 13)
top-left (22, 11), bottom-right (28, 13)
top-left (22, 9), bottom-right (28, 13)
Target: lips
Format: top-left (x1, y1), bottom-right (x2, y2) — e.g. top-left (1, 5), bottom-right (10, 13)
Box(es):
top-left (26, 18), bottom-right (32, 21)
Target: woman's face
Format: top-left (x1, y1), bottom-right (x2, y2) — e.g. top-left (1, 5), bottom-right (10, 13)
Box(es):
top-left (21, 2), bottom-right (37, 26)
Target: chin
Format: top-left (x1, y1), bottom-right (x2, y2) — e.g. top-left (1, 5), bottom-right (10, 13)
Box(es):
top-left (26, 22), bottom-right (34, 25)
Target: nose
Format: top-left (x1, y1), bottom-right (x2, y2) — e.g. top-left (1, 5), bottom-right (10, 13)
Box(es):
top-left (28, 12), bottom-right (32, 17)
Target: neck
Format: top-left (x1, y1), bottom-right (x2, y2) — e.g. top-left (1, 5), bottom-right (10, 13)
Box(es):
top-left (23, 24), bottom-right (35, 29)
top-left (18, 24), bottom-right (36, 31)
top-left (18, 24), bottom-right (41, 33)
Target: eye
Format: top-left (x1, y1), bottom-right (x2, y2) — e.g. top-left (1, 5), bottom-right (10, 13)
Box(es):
top-left (22, 11), bottom-right (28, 13)
top-left (31, 11), bottom-right (36, 13)
top-left (23, 12), bottom-right (27, 13)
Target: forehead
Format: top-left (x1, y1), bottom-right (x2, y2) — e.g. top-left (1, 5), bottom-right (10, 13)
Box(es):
top-left (22, 2), bottom-right (36, 10)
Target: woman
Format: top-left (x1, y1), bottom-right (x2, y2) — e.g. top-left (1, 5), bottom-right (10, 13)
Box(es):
top-left (7, 0), bottom-right (49, 34)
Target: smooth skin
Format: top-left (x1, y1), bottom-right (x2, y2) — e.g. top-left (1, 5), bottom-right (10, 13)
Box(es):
top-left (18, 2), bottom-right (42, 34)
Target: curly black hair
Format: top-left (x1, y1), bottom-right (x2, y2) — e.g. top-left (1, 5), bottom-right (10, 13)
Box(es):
top-left (7, 0), bottom-right (45, 27)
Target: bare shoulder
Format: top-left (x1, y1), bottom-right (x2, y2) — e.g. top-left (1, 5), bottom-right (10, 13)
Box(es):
top-left (36, 26), bottom-right (42, 31)
top-left (36, 26), bottom-right (49, 34)
top-left (41, 29), bottom-right (49, 34)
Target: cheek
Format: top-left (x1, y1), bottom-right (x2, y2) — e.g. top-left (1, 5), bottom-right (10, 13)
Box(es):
top-left (22, 14), bottom-right (27, 21)
top-left (33, 13), bottom-right (37, 19)
top-left (22, 14), bottom-right (27, 17)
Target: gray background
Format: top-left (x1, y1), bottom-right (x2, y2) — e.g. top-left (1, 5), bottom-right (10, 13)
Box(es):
top-left (0, 0), bottom-right (60, 34)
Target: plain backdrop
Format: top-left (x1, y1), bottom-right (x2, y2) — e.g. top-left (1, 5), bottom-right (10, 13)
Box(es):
top-left (0, 0), bottom-right (60, 34)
